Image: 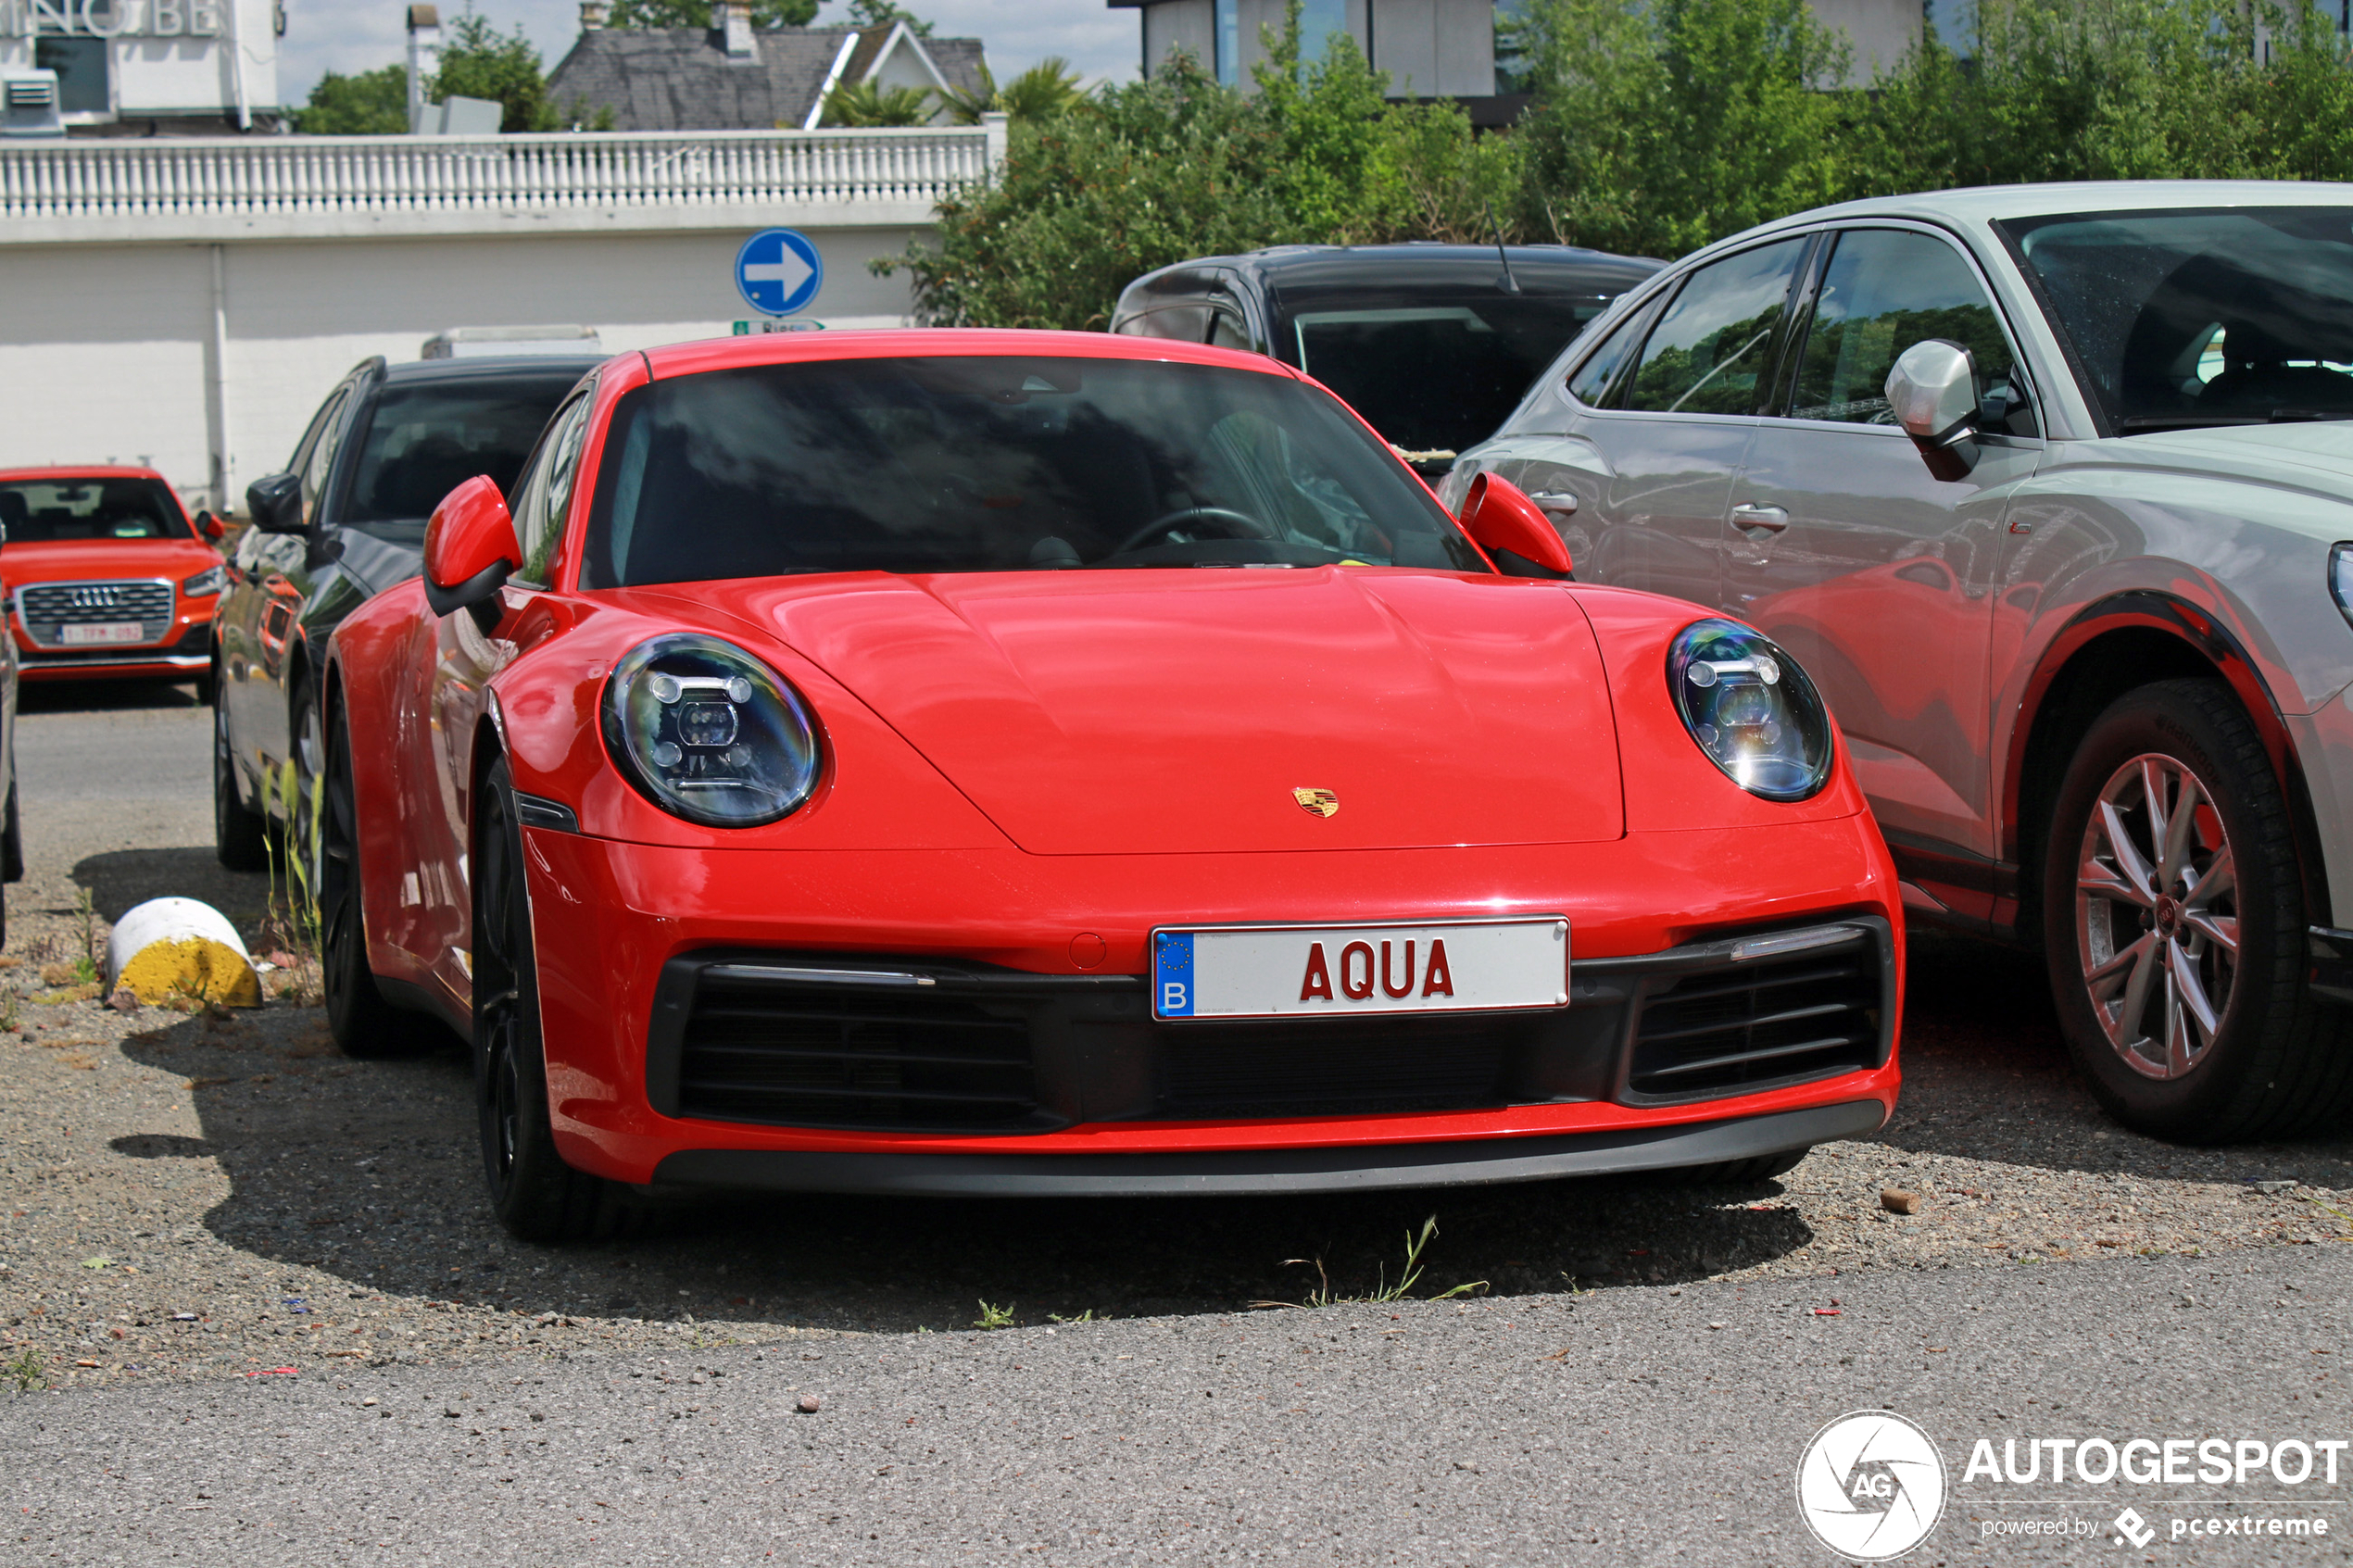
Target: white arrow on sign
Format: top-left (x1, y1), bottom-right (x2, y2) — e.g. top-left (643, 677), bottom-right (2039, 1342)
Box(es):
top-left (742, 248), bottom-right (812, 297)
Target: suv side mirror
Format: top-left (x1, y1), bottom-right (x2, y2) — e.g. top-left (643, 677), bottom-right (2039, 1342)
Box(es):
top-left (1457, 472), bottom-right (1574, 580)
top-left (244, 471), bottom-right (305, 534)
top-left (193, 509), bottom-right (226, 542)
top-left (422, 475), bottom-right (521, 631)
top-left (1885, 339), bottom-right (1979, 448)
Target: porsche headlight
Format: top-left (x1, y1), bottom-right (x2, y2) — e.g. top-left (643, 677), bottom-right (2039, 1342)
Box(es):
top-left (182, 564), bottom-right (227, 597)
top-left (1667, 620), bottom-right (1831, 801)
top-left (600, 633), bottom-right (821, 827)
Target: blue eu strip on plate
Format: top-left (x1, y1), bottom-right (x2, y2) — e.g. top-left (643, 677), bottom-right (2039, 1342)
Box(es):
top-left (1153, 930), bottom-right (1195, 1018)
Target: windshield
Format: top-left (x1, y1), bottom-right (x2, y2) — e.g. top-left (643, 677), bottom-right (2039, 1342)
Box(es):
top-left (579, 357), bottom-right (1486, 587)
top-left (0, 477), bottom-right (190, 543)
top-left (341, 378), bottom-right (582, 527)
top-left (1998, 206), bottom-right (2353, 433)
top-left (1274, 291), bottom-right (1615, 452)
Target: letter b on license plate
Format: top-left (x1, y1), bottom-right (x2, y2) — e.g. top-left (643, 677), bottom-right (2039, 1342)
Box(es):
top-left (1151, 920), bottom-right (1568, 1022)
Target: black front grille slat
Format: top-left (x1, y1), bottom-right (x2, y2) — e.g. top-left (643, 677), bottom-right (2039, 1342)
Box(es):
top-left (1626, 941), bottom-right (1882, 1099)
top-left (693, 1003), bottom-right (1023, 1035)
top-left (1640, 1032), bottom-right (1869, 1079)
top-left (677, 1078), bottom-right (1035, 1106)
top-left (686, 1043), bottom-right (1028, 1069)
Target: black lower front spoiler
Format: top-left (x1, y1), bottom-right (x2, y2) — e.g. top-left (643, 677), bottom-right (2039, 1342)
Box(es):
top-left (646, 1098), bottom-right (1886, 1198)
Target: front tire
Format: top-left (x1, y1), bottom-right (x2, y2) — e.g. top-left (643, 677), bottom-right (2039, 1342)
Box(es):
top-left (321, 691), bottom-right (429, 1059)
top-left (213, 688), bottom-right (269, 872)
top-left (474, 755), bottom-right (631, 1242)
top-left (2044, 678), bottom-right (2353, 1142)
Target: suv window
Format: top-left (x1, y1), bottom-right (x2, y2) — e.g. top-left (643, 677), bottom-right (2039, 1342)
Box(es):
top-left (339, 379), bottom-right (584, 529)
top-left (300, 391), bottom-right (351, 527)
top-left (1115, 303), bottom-right (1214, 343)
top-left (1621, 240), bottom-right (1806, 416)
top-left (1567, 298), bottom-right (1655, 406)
top-left (1791, 228), bottom-right (2033, 433)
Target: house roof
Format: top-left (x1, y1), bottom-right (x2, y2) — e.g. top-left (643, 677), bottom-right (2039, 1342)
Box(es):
top-left (546, 23), bottom-right (986, 132)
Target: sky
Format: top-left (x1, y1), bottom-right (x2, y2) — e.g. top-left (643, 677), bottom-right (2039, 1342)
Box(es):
top-left (276, 0), bottom-right (1142, 107)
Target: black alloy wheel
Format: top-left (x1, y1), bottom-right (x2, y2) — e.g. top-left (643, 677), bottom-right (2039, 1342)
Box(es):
top-left (213, 686), bottom-right (269, 872)
top-left (320, 690), bottom-right (429, 1059)
top-left (474, 755), bottom-right (631, 1242)
top-left (289, 672), bottom-right (325, 891)
top-left (2, 747), bottom-right (23, 884)
top-left (2043, 678), bottom-right (2353, 1142)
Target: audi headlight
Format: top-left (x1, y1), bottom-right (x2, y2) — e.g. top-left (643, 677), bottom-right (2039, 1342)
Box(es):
top-left (600, 633), bottom-right (822, 827)
top-left (181, 564), bottom-right (227, 597)
top-left (1667, 620), bottom-right (1832, 801)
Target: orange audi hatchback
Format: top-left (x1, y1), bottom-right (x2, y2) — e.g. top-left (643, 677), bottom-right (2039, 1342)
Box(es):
top-left (0, 467), bottom-right (227, 692)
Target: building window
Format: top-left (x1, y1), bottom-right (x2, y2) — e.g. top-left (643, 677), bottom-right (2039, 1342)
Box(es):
top-left (34, 35), bottom-right (111, 117)
top-left (1214, 0), bottom-right (1240, 85)
top-left (1299, 0), bottom-right (1347, 69)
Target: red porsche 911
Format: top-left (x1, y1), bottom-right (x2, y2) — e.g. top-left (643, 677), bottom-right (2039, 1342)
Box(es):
top-left (320, 330), bottom-right (1903, 1240)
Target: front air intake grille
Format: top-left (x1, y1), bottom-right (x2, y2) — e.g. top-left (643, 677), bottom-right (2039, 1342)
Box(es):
top-left (16, 580), bottom-right (174, 648)
top-left (1625, 944), bottom-right (1882, 1098)
top-left (673, 968), bottom-right (1048, 1132)
top-left (1158, 1015), bottom-right (1517, 1120)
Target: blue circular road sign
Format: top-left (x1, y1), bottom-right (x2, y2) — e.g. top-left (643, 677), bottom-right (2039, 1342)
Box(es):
top-left (735, 229), bottom-right (824, 317)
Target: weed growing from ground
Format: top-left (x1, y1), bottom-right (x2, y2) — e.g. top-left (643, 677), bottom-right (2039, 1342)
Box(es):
top-left (1255, 1216), bottom-right (1487, 1309)
top-left (973, 1300), bottom-right (1016, 1330)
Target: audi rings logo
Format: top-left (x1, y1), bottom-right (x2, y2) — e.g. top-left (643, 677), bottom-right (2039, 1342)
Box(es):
top-left (69, 586), bottom-right (121, 609)
top-left (1797, 1410), bottom-right (1947, 1561)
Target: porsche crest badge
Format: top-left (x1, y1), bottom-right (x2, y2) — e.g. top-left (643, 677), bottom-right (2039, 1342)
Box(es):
top-left (1292, 787), bottom-right (1340, 819)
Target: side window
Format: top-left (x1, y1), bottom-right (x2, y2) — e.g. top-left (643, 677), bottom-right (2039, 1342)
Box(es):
top-left (1116, 303), bottom-right (1214, 343)
top-left (1791, 228), bottom-right (2032, 433)
top-left (299, 391), bottom-right (350, 525)
top-left (510, 395), bottom-right (594, 587)
top-left (1566, 299), bottom-right (1655, 407)
top-left (1208, 307), bottom-right (1252, 351)
top-left (1621, 240), bottom-right (1808, 416)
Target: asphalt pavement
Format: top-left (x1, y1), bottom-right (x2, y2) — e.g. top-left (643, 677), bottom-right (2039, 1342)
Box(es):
top-left (3, 681), bottom-right (2351, 1566)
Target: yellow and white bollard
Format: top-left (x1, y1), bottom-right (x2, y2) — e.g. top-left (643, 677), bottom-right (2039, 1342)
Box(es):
top-left (104, 897), bottom-right (262, 1008)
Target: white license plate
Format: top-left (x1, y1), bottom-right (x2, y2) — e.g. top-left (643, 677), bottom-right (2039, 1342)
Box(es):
top-left (1151, 918), bottom-right (1568, 1021)
top-left (59, 621), bottom-right (144, 646)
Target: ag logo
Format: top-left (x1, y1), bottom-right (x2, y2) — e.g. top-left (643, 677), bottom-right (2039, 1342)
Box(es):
top-left (1795, 1410), bottom-right (1946, 1561)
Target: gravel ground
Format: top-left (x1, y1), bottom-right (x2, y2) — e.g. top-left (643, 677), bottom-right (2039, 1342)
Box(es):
top-left (1, 683), bottom-right (2349, 1398)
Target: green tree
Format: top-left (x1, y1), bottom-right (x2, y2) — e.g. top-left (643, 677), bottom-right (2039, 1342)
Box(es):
top-left (821, 78), bottom-right (937, 126)
top-left (293, 64), bottom-right (408, 134)
top-left (435, 13), bottom-right (559, 132)
top-left (877, 54), bottom-right (1294, 329)
top-left (938, 57), bottom-right (1088, 125)
top-left (830, 0), bottom-right (931, 35)
top-left (604, 0), bottom-right (817, 26)
top-left (1513, 0), bottom-right (1851, 257)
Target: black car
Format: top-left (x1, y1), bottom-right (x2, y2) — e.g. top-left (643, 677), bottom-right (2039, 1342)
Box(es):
top-left (1110, 244), bottom-right (1661, 468)
top-left (212, 352), bottom-right (601, 871)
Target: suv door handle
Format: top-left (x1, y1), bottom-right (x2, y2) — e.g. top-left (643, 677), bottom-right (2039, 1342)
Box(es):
top-left (1529, 491), bottom-right (1579, 516)
top-left (1731, 503), bottom-right (1790, 533)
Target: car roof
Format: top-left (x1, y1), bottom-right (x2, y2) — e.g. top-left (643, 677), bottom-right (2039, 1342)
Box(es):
top-left (0, 465), bottom-right (174, 484)
top-left (641, 328), bottom-right (1309, 381)
top-left (1730, 179), bottom-right (2353, 242)
top-left (1129, 243), bottom-right (1661, 297)
top-left (375, 354), bottom-right (606, 388)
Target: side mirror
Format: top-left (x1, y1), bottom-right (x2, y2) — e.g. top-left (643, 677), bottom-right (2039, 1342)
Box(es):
top-left (194, 509), bottom-right (226, 542)
top-left (1885, 339), bottom-right (1979, 448)
top-left (244, 471), bottom-right (305, 534)
top-left (422, 475), bottom-right (522, 630)
top-left (1457, 472), bottom-right (1573, 580)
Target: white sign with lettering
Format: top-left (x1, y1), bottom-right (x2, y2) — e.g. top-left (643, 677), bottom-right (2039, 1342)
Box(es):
top-left (0, 0), bottom-right (224, 37)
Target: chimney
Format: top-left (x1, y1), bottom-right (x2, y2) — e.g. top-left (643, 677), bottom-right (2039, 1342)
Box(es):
top-left (579, 0), bottom-right (607, 27)
top-left (405, 6), bottom-right (442, 126)
top-left (720, 0), bottom-right (755, 59)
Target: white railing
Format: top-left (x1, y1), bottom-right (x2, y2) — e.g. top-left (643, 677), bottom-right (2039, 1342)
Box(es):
top-left (0, 124), bottom-right (995, 226)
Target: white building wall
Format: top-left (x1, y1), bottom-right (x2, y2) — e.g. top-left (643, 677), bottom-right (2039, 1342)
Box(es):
top-left (0, 0), bottom-right (282, 120)
top-left (0, 225), bottom-right (924, 509)
top-left (1811, 0), bottom-right (1920, 80)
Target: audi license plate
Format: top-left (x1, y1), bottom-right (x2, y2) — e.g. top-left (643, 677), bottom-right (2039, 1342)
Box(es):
top-left (1151, 918), bottom-right (1568, 1021)
top-left (59, 621), bottom-right (144, 646)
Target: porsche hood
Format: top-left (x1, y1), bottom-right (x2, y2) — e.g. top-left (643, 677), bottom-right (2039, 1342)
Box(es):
top-left (710, 569), bottom-right (1626, 855)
